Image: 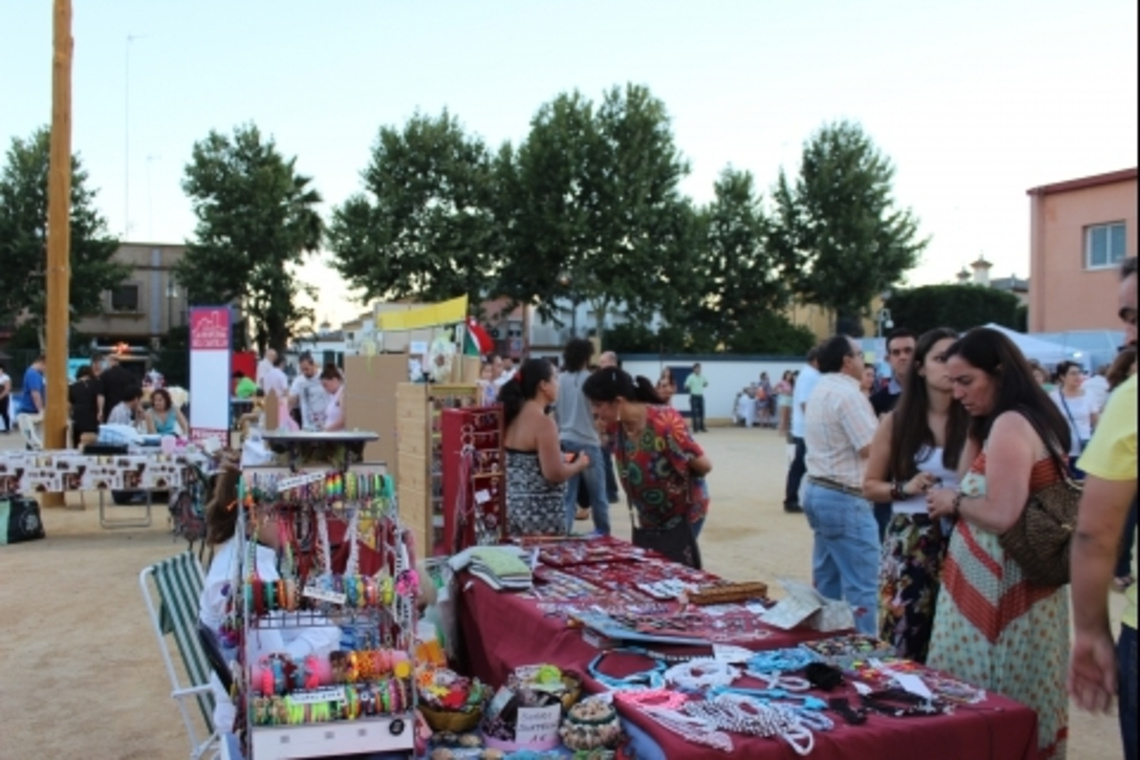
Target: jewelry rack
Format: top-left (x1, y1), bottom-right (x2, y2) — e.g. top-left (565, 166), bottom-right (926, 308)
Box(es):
top-left (441, 406), bottom-right (505, 553)
top-left (233, 454), bottom-right (418, 759)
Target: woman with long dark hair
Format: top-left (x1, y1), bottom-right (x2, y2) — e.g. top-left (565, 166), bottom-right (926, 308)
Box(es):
top-left (582, 368), bottom-right (712, 545)
top-left (925, 327), bottom-right (1073, 759)
top-left (501, 359), bottom-right (589, 536)
top-left (863, 327), bottom-right (969, 662)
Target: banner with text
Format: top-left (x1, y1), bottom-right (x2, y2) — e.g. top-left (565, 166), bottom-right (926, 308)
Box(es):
top-left (189, 306), bottom-right (232, 447)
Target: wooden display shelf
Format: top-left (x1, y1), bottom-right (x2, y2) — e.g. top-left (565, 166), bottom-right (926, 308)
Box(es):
top-left (395, 382), bottom-right (478, 557)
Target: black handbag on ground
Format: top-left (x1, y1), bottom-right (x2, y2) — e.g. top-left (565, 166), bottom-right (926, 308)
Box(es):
top-left (998, 414), bottom-right (1081, 588)
top-left (0, 496), bottom-right (46, 545)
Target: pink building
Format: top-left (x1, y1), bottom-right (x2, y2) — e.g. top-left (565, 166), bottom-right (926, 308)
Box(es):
top-left (1028, 168), bottom-right (1137, 332)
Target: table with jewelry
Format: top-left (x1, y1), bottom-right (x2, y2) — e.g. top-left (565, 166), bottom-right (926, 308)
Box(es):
top-left (456, 537), bottom-right (1039, 760)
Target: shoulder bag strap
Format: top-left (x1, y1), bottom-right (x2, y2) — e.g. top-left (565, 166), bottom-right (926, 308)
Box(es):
top-left (1056, 392), bottom-right (1078, 431)
top-left (1017, 407), bottom-right (1073, 485)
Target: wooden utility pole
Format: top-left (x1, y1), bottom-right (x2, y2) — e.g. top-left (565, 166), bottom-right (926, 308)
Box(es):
top-left (43, 0), bottom-right (73, 490)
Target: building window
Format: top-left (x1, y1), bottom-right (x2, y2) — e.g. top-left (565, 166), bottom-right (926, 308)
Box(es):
top-left (110, 284), bottom-right (140, 312)
top-left (1085, 222), bottom-right (1127, 270)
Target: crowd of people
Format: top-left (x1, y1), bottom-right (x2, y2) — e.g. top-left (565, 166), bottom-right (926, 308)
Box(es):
top-left (773, 256), bottom-right (1137, 759)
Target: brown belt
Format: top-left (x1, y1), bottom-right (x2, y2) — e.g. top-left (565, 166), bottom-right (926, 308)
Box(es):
top-left (807, 476), bottom-right (865, 499)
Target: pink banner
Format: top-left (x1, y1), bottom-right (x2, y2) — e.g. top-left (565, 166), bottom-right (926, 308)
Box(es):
top-left (190, 307), bottom-right (231, 350)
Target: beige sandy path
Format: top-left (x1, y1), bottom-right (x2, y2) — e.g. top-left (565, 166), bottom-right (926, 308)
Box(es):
top-left (0, 426), bottom-right (1122, 759)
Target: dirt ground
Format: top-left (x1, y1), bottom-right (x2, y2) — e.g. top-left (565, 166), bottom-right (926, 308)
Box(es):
top-left (0, 425), bottom-right (1124, 759)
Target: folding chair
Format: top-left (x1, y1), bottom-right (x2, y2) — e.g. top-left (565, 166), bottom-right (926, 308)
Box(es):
top-left (139, 552), bottom-right (221, 760)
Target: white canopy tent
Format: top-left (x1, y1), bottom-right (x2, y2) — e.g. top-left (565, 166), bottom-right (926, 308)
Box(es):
top-left (983, 323), bottom-right (1076, 366)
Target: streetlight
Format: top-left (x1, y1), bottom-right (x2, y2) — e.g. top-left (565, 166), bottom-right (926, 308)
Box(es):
top-left (165, 279), bottom-right (181, 336)
top-left (875, 289), bottom-right (893, 338)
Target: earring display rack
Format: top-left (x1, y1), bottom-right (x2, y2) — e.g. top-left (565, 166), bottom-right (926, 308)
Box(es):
top-left (233, 458), bottom-right (418, 759)
top-left (441, 406), bottom-right (506, 553)
top-left (395, 383), bottom-right (479, 556)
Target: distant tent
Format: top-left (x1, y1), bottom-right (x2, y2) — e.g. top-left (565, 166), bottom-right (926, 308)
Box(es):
top-left (983, 323), bottom-right (1074, 365)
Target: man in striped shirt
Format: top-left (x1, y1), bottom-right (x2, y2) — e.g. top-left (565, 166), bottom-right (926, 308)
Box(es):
top-left (803, 334), bottom-right (880, 635)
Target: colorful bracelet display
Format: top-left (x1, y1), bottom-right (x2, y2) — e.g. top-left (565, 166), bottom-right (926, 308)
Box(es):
top-left (254, 649), bottom-right (413, 697)
top-left (243, 571), bottom-right (418, 614)
top-left (250, 676), bottom-right (412, 726)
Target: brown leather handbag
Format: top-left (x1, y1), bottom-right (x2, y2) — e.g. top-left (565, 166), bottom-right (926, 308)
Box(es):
top-left (998, 421), bottom-right (1081, 588)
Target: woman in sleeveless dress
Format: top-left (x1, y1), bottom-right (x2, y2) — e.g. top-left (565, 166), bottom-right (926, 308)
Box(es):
top-left (925, 327), bottom-right (1074, 759)
top-left (863, 328), bottom-right (969, 662)
top-left (501, 359), bottom-right (590, 536)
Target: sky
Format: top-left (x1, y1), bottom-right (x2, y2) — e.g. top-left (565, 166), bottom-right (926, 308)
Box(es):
top-left (2, 1), bottom-right (1137, 326)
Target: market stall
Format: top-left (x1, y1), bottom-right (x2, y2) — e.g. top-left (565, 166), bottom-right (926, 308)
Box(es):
top-left (452, 537), bottom-right (1039, 760)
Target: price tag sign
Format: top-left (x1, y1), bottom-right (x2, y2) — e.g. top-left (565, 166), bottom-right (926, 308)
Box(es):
top-left (289, 687), bottom-right (346, 705)
top-left (303, 585), bottom-right (347, 606)
top-left (515, 704), bottom-right (562, 745)
top-left (712, 644), bottom-right (754, 664)
top-left (474, 489), bottom-right (491, 505)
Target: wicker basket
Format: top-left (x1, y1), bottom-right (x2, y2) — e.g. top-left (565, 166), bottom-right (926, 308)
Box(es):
top-left (419, 703), bottom-right (483, 733)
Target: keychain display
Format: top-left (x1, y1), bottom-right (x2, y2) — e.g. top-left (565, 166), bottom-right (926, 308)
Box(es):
top-left (443, 407), bottom-right (506, 553)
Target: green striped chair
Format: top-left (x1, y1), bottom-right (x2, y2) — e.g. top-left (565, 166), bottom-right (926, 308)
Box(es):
top-left (139, 552), bottom-right (220, 760)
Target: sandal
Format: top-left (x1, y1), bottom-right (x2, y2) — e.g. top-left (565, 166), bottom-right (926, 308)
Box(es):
top-left (575, 507), bottom-right (591, 521)
top-left (1113, 575), bottom-right (1135, 592)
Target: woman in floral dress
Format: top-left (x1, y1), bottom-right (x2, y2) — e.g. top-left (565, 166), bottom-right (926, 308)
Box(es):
top-left (925, 327), bottom-right (1073, 758)
top-left (582, 368), bottom-right (712, 542)
top-left (863, 327), bottom-right (969, 662)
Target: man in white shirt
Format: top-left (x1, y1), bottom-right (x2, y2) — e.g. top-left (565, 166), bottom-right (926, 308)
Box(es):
top-left (256, 348), bottom-right (277, 391)
top-left (783, 345), bottom-right (821, 513)
top-left (803, 335), bottom-right (880, 636)
top-left (288, 352), bottom-right (330, 430)
top-left (260, 354), bottom-right (290, 399)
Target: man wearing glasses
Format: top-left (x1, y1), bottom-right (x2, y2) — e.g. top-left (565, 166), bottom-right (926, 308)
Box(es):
top-left (869, 327), bottom-right (918, 539)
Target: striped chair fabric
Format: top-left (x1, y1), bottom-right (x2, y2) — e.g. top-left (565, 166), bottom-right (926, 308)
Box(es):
top-left (140, 552), bottom-right (219, 759)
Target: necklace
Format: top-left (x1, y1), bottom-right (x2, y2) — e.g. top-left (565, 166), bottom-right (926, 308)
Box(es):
top-left (664, 658), bottom-right (740, 691)
top-left (684, 694), bottom-right (817, 756)
top-left (641, 706), bottom-right (734, 752)
top-left (587, 651), bottom-right (666, 691)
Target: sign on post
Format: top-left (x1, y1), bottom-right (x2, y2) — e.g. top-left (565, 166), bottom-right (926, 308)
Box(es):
top-left (189, 306), bottom-right (232, 448)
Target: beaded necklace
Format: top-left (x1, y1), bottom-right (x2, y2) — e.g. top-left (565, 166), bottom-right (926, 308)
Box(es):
top-left (640, 707), bottom-right (735, 753)
top-left (683, 694), bottom-right (817, 756)
top-left (663, 658), bottom-right (740, 692)
top-left (746, 647), bottom-right (818, 673)
top-left (587, 651), bottom-right (666, 691)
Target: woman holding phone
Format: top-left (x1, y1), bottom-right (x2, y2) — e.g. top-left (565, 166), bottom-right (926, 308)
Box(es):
top-left (863, 327), bottom-right (969, 662)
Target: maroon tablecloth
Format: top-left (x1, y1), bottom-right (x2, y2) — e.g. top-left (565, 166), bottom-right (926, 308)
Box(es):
top-left (456, 554), bottom-right (1040, 760)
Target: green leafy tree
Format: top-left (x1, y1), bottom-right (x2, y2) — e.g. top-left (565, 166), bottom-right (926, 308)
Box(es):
top-left (499, 84), bottom-right (690, 342)
top-left (694, 167), bottom-right (790, 350)
top-left (888, 284), bottom-right (1020, 335)
top-left (0, 127), bottom-right (127, 346)
top-left (771, 121), bottom-right (926, 334)
top-left (329, 110), bottom-right (497, 305)
top-left (176, 124), bottom-right (322, 354)
top-left (495, 91), bottom-right (597, 325)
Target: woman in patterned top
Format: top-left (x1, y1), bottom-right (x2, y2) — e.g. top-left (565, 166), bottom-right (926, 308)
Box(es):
top-left (501, 359), bottom-right (590, 536)
top-left (581, 368), bottom-right (712, 537)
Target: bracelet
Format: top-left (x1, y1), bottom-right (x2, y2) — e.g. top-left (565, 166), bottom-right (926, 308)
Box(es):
top-left (952, 491), bottom-right (965, 515)
top-left (890, 481), bottom-right (908, 501)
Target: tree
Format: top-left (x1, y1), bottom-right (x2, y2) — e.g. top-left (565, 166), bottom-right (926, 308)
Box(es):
top-left (692, 167), bottom-right (790, 350)
top-left (0, 127), bottom-right (127, 345)
top-left (888, 284), bottom-right (1020, 335)
top-left (176, 124), bottom-right (323, 354)
top-left (499, 84), bottom-right (691, 342)
top-left (770, 121), bottom-right (926, 332)
top-left (495, 91), bottom-right (597, 326)
top-left (329, 111), bottom-right (497, 305)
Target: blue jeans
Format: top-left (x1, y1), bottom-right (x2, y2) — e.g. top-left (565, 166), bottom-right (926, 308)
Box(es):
top-left (1121, 624), bottom-right (1137, 760)
top-left (802, 481), bottom-right (879, 635)
top-left (562, 440), bottom-right (610, 535)
top-left (689, 395), bottom-right (706, 432)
